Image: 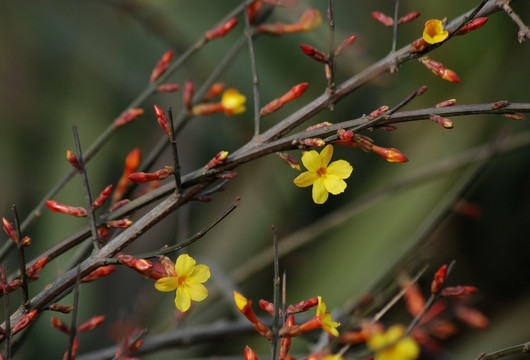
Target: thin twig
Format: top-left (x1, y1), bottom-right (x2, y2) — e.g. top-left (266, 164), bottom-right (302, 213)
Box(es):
top-left (475, 341), bottom-right (530, 360)
top-left (327, 0), bottom-right (336, 95)
top-left (2, 265), bottom-right (11, 360)
top-left (269, 225), bottom-right (281, 360)
top-left (66, 266), bottom-right (81, 360)
top-left (11, 205), bottom-right (28, 306)
top-left (166, 108), bottom-right (182, 194)
top-left (390, 0), bottom-right (399, 73)
top-left (243, 0), bottom-right (262, 136)
top-left (73, 126), bottom-right (100, 251)
top-left (497, 0), bottom-right (530, 43)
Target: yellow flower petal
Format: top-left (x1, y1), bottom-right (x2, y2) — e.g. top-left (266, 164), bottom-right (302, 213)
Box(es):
top-left (423, 19), bottom-right (449, 44)
top-left (175, 286), bottom-right (191, 312)
top-left (294, 171), bottom-right (318, 188)
top-left (234, 291), bottom-right (249, 311)
top-left (301, 150), bottom-right (321, 172)
top-left (316, 296), bottom-right (340, 337)
top-left (222, 89), bottom-right (247, 115)
top-left (319, 145), bottom-right (333, 168)
top-left (367, 325), bottom-right (420, 360)
top-left (188, 264), bottom-right (211, 284)
top-left (188, 283), bottom-right (208, 301)
top-left (327, 160), bottom-right (353, 179)
top-left (323, 175), bottom-right (347, 195)
top-left (312, 178), bottom-right (329, 204)
top-left (175, 254), bottom-right (196, 276)
top-left (154, 277), bottom-right (179, 292)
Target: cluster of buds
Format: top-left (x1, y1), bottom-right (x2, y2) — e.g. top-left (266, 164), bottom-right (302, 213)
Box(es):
top-left (372, 11), bottom-right (421, 27)
top-left (0, 257), bottom-right (48, 295)
top-left (260, 82), bottom-right (308, 117)
top-left (51, 315), bottom-right (106, 359)
top-left (420, 57), bottom-right (460, 83)
top-left (334, 129), bottom-right (408, 163)
top-left (112, 148), bottom-right (141, 204)
top-left (234, 292), bottom-right (340, 360)
top-left (2, 217), bottom-right (29, 246)
top-left (257, 9), bottom-right (322, 35)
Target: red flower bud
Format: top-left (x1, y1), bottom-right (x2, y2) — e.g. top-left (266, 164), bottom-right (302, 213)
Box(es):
top-left (19, 236), bottom-right (31, 247)
top-left (458, 17), bottom-right (488, 35)
top-left (435, 99), bottom-right (456, 108)
top-left (247, 1), bottom-right (263, 24)
top-left (245, 346), bottom-right (259, 360)
top-left (337, 128), bottom-right (354, 141)
top-left (299, 44), bottom-right (328, 64)
top-left (203, 82), bottom-right (226, 101)
top-left (431, 264), bottom-right (448, 294)
top-left (455, 306), bottom-right (489, 329)
top-left (109, 199), bottom-right (130, 212)
top-left (48, 303), bottom-right (74, 314)
top-left (66, 150), bottom-right (82, 170)
top-left (156, 83), bottom-right (180, 93)
top-left (398, 11), bottom-right (421, 25)
top-left (258, 299), bottom-right (275, 315)
top-left (371, 145), bottom-right (408, 163)
top-left (204, 18), bottom-right (238, 41)
top-left (410, 38), bottom-right (428, 53)
top-left (304, 122), bottom-right (333, 131)
top-left (301, 138), bottom-right (326, 147)
top-left (112, 108), bottom-right (144, 129)
top-left (205, 151), bottom-right (229, 169)
top-left (335, 35), bottom-right (357, 56)
top-left (367, 105), bottom-right (389, 120)
top-left (51, 316), bottom-right (70, 334)
top-left (216, 171), bottom-right (238, 179)
top-left (2, 217), bottom-right (17, 242)
top-left (77, 315), bottom-right (105, 332)
top-left (92, 184), bottom-right (113, 210)
top-left (260, 82), bottom-right (308, 116)
top-left (113, 148), bottom-right (141, 204)
top-left (430, 114), bottom-right (454, 129)
top-left (153, 104), bottom-right (171, 137)
top-left (276, 152), bottom-right (300, 171)
top-left (287, 297), bottom-right (318, 315)
top-left (12, 309), bottom-right (38, 335)
top-left (372, 11), bottom-right (394, 27)
top-left (183, 80), bottom-right (194, 110)
top-left (441, 285), bottom-right (478, 297)
top-left (491, 100), bottom-right (510, 109)
top-left (45, 200), bottom-right (87, 217)
top-left (503, 113), bottom-right (526, 120)
top-left (26, 257), bottom-right (49, 278)
top-left (81, 265), bottom-right (117, 283)
top-left (129, 166), bottom-right (174, 184)
top-left (150, 50), bottom-right (173, 83)
top-left (107, 219), bottom-right (133, 228)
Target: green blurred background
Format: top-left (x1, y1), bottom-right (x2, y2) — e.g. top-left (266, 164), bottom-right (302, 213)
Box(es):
top-left (1, 0), bottom-right (529, 359)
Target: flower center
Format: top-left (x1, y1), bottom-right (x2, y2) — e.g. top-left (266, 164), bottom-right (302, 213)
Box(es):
top-left (317, 167), bottom-right (327, 177)
top-left (177, 275), bottom-right (187, 286)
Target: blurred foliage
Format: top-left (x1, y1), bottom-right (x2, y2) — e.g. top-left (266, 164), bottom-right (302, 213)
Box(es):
top-left (0, 0), bottom-right (529, 359)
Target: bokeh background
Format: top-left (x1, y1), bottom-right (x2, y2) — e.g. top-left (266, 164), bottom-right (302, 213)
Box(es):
top-left (0, 0), bottom-right (529, 359)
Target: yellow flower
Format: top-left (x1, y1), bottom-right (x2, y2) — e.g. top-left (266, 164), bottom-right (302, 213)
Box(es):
top-left (293, 145), bottom-right (353, 204)
top-left (367, 325), bottom-right (420, 360)
top-left (221, 89), bottom-right (246, 115)
top-left (154, 254), bottom-right (210, 312)
top-left (316, 296), bottom-right (340, 337)
top-left (423, 19), bottom-right (449, 44)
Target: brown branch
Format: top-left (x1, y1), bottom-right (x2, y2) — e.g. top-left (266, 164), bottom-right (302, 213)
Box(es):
top-left (497, 0), bottom-right (530, 42)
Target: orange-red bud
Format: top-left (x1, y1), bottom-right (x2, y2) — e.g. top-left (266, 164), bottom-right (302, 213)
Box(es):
top-left (109, 199), bottom-right (130, 212)
top-left (203, 82), bottom-right (226, 101)
top-left (77, 315), bottom-right (105, 333)
top-left (258, 299), bottom-right (275, 315)
top-left (491, 100), bottom-right (510, 109)
top-left (421, 57), bottom-right (460, 83)
top-left (398, 11), bottom-right (421, 24)
top-left (204, 18), bottom-right (238, 41)
top-left (19, 235), bottom-right (31, 247)
top-left (247, 1), bottom-right (263, 24)
top-left (276, 152), bottom-right (301, 171)
top-left (305, 122), bottom-right (333, 131)
top-left (455, 306), bottom-right (489, 329)
top-left (287, 297), bottom-right (318, 315)
top-left (503, 113), bottom-right (526, 120)
top-left (62, 337), bottom-right (79, 360)
top-left (48, 303), bottom-right (74, 314)
top-left (51, 316), bottom-right (70, 334)
top-left (367, 105), bottom-right (390, 120)
top-left (216, 171), bottom-right (238, 179)
top-left (205, 151), bottom-right (229, 169)
top-left (410, 38), bottom-right (428, 53)
top-left (129, 166), bottom-right (174, 184)
top-left (2, 217), bottom-right (17, 242)
top-left (301, 138), bottom-right (326, 147)
top-left (113, 148), bottom-right (141, 204)
top-left (156, 83), bottom-right (180, 93)
top-left (335, 35), bottom-right (357, 56)
top-left (260, 82), bottom-right (308, 116)
top-left (299, 44), bottom-right (328, 64)
top-left (279, 315), bottom-right (294, 360)
top-left (92, 184), bottom-right (113, 210)
top-left (12, 309), bottom-right (38, 335)
top-left (372, 11), bottom-right (394, 27)
top-left (245, 346), bottom-right (259, 360)
top-left (183, 80), bottom-right (194, 110)
top-left (107, 219), bottom-right (133, 228)
top-left (66, 150), bottom-right (82, 170)
top-left (371, 145), bottom-right (408, 163)
top-left (430, 114), bottom-right (454, 129)
top-left (337, 129), bottom-right (354, 141)
top-left (45, 200), bottom-right (87, 217)
top-left (403, 282), bottom-right (426, 317)
top-left (458, 17), bottom-right (488, 35)
top-left (431, 264), bottom-right (448, 294)
top-left (125, 148), bottom-right (142, 172)
top-left (298, 9), bottom-right (322, 31)
top-left (116, 254), bottom-right (154, 274)
top-left (112, 108), bottom-right (144, 129)
top-left (435, 99), bottom-right (456, 108)
top-left (441, 285), bottom-right (478, 297)
top-left (153, 104), bottom-right (171, 137)
top-left (150, 50), bottom-right (173, 83)
top-left (26, 257), bottom-right (49, 278)
top-left (81, 265), bottom-right (117, 283)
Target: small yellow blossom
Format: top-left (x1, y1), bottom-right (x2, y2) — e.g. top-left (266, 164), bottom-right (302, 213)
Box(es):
top-left (423, 19), bottom-right (449, 44)
top-left (316, 296), bottom-right (340, 336)
top-left (221, 89), bottom-right (246, 115)
top-left (154, 254), bottom-right (210, 312)
top-left (293, 145), bottom-right (353, 204)
top-left (367, 325), bottom-right (420, 360)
